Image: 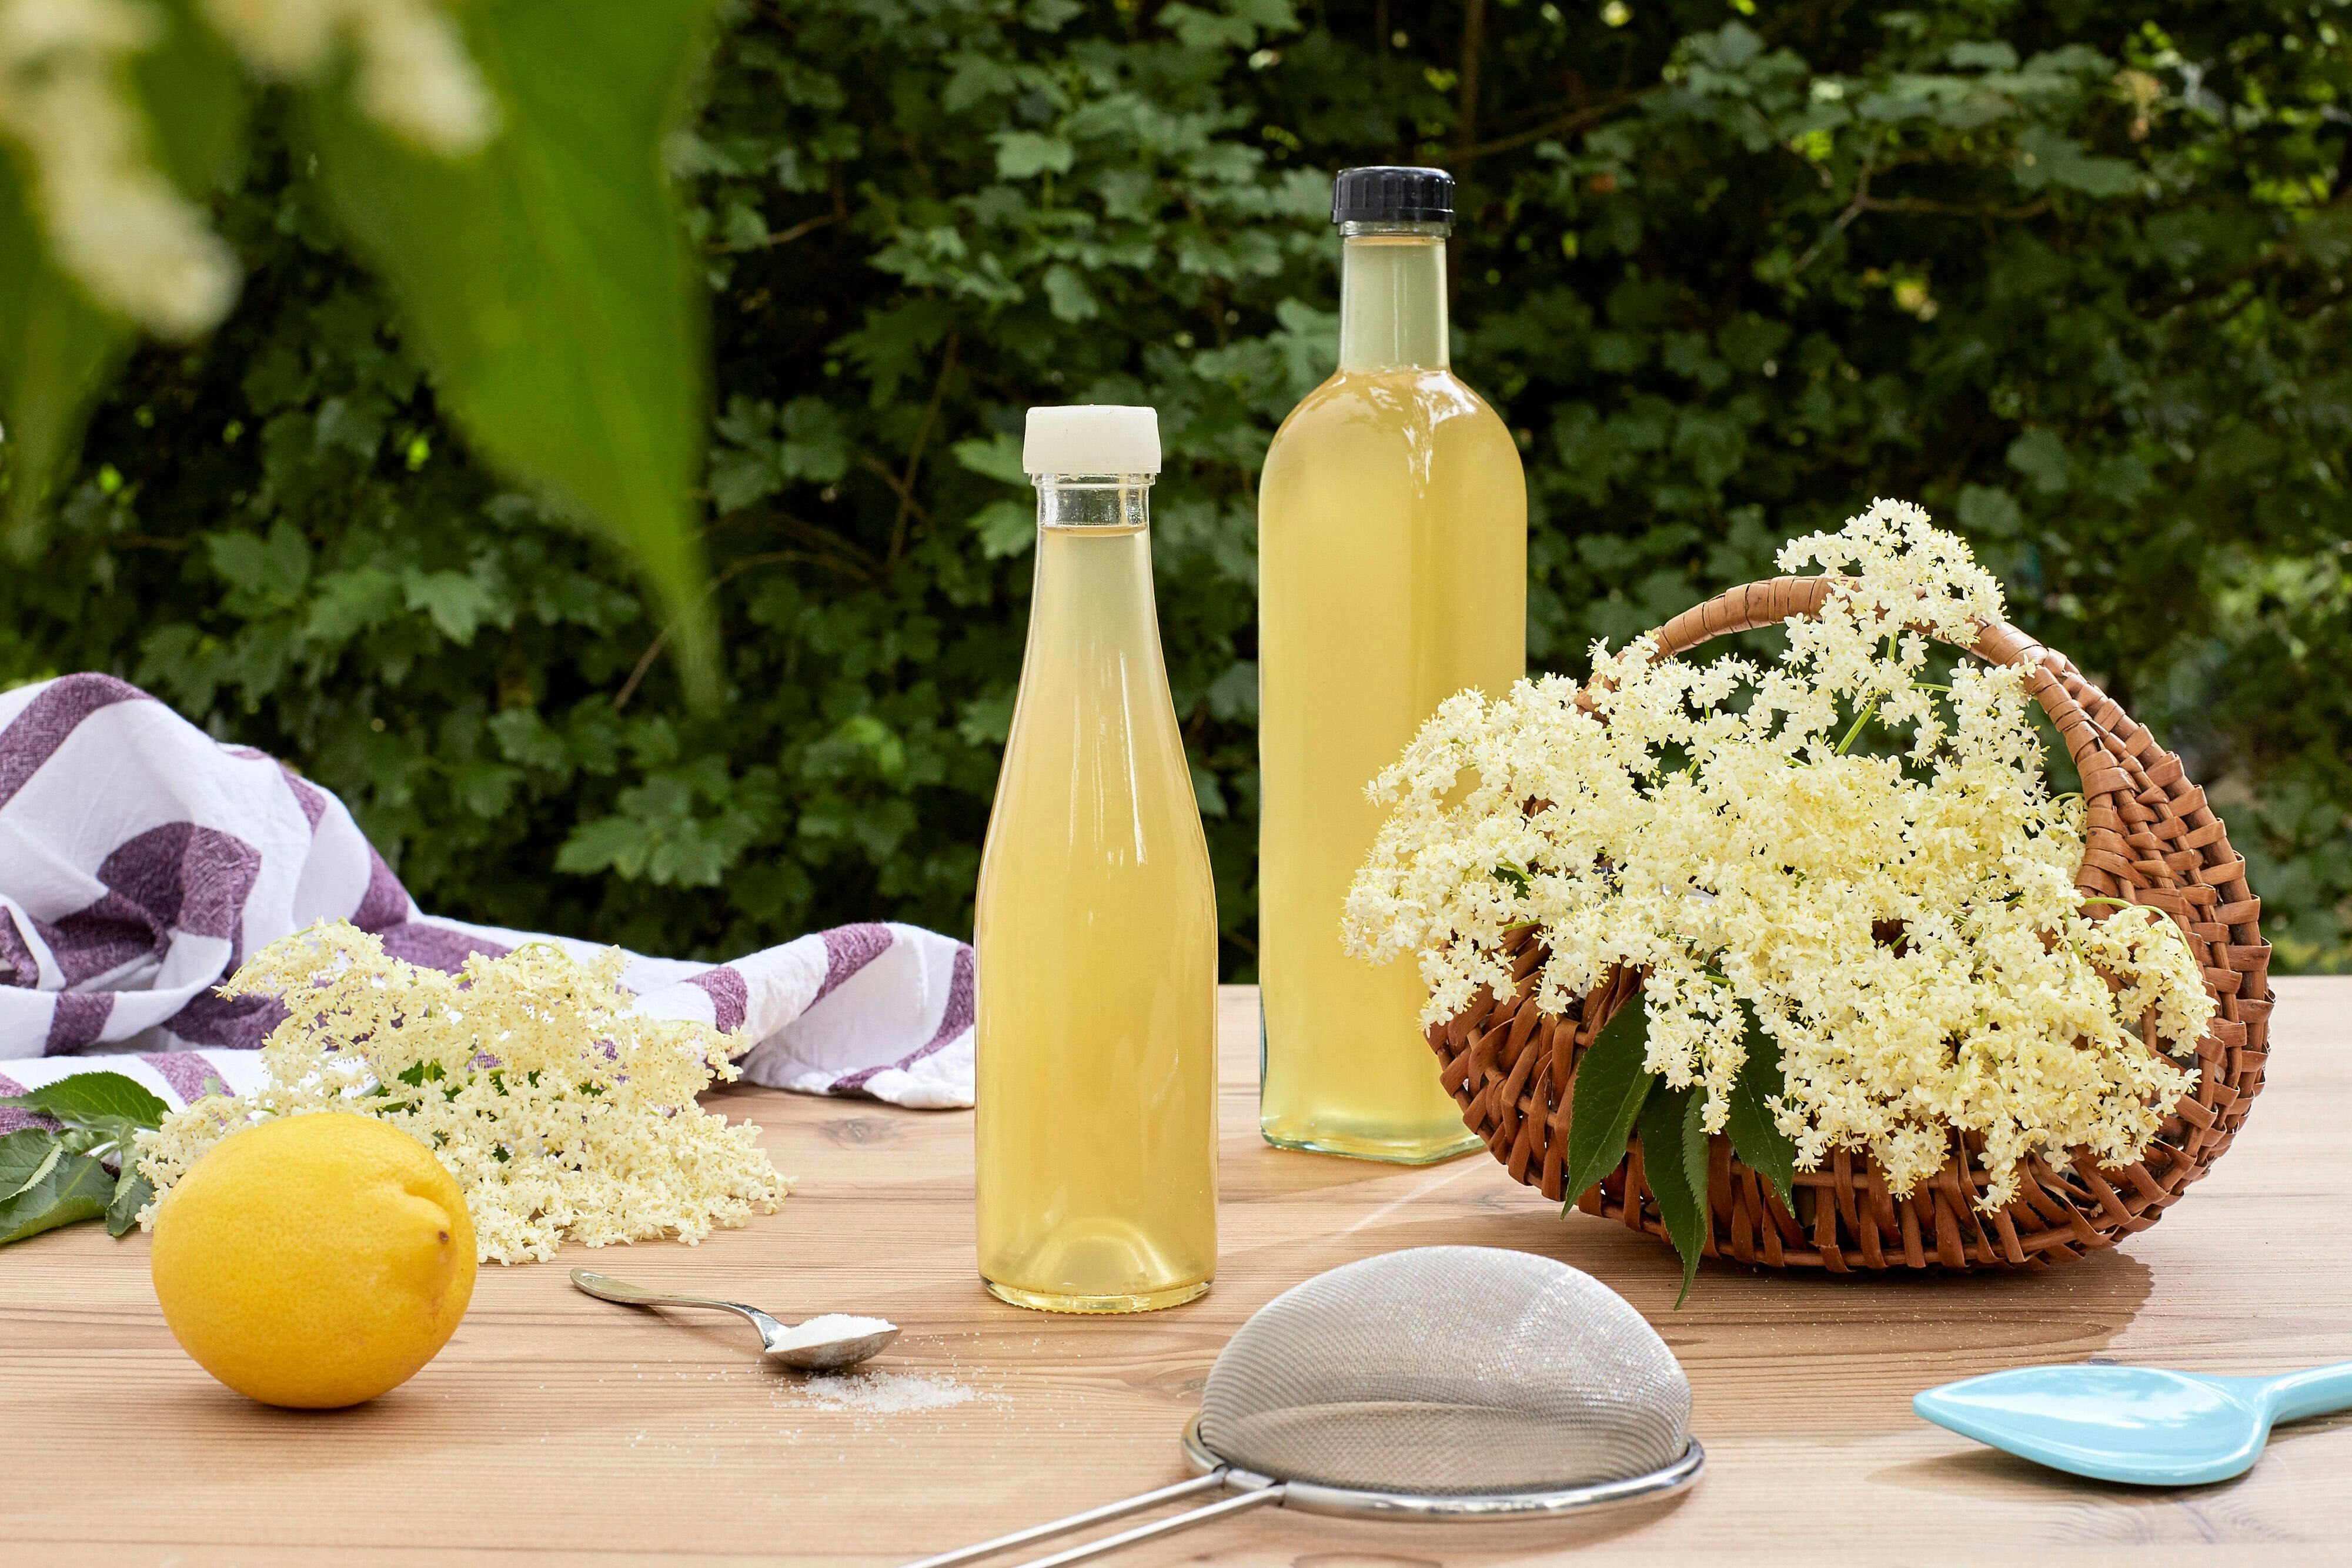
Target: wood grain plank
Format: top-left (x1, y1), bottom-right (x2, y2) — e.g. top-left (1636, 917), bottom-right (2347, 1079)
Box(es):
top-left (3, 981), bottom-right (2347, 1565)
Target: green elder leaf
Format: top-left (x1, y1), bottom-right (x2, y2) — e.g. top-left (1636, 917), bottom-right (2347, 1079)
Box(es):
top-left (106, 1162), bottom-right (154, 1238)
top-left (1561, 985), bottom-right (1655, 1212)
top-left (0, 1069), bottom-right (169, 1132)
top-left (57, 1116), bottom-right (153, 1174)
top-left (1, 1129), bottom-right (62, 1199)
top-left (0, 0), bottom-right (245, 551)
top-left (1726, 1008), bottom-right (1796, 1215)
top-left (1638, 1084), bottom-right (1711, 1309)
top-left (0, 1148), bottom-right (113, 1246)
top-left (302, 0), bottom-right (719, 699)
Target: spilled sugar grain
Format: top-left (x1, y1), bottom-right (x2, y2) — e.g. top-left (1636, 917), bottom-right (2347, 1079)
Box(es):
top-left (579, 1338), bottom-right (1004, 1429)
top-left (773, 1326), bottom-right (1007, 1416)
top-left (791, 1368), bottom-right (981, 1414)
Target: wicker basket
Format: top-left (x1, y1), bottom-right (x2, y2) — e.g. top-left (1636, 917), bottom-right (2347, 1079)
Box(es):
top-left (1429, 576), bottom-right (2274, 1271)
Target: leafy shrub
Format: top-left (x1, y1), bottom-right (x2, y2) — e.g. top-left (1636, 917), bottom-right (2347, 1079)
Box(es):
top-left (5, 0), bottom-right (2347, 972)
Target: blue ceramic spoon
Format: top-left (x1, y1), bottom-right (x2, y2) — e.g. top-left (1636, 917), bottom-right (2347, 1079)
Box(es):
top-left (1915, 1361), bottom-right (2352, 1486)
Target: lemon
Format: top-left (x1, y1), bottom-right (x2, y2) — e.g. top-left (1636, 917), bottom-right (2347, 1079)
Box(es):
top-left (150, 1112), bottom-right (476, 1409)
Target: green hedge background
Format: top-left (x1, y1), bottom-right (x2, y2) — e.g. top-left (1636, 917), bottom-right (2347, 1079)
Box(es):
top-left (4, 0), bottom-right (2347, 974)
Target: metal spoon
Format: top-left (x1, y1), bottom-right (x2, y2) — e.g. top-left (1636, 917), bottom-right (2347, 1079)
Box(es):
top-left (569, 1268), bottom-right (900, 1370)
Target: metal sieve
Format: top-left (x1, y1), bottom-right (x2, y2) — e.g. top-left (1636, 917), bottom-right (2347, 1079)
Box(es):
top-left (909, 1245), bottom-right (1703, 1567)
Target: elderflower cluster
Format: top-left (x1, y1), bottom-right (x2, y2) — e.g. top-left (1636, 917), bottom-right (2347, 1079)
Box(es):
top-left (201, 0), bottom-right (496, 155)
top-left (136, 922), bottom-right (789, 1262)
top-left (0, 0), bottom-right (237, 336)
top-left (1344, 500), bottom-right (2214, 1209)
top-left (0, 0), bottom-right (492, 336)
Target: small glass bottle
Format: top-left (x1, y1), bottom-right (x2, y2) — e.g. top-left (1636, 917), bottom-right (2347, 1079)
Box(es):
top-left (1257, 166), bottom-right (1528, 1162)
top-left (973, 406), bottom-right (1218, 1313)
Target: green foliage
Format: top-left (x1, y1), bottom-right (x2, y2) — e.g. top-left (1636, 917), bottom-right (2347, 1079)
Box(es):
top-left (1566, 989), bottom-right (1796, 1302)
top-left (1562, 987), bottom-right (1655, 1209)
top-left (1725, 1008), bottom-right (1797, 1213)
top-left (0, 1072), bottom-right (171, 1244)
top-left (2, 0), bottom-right (2347, 974)
top-left (1635, 1079), bottom-right (1711, 1308)
top-left (0, 1071), bottom-right (169, 1129)
top-left (0, 1136), bottom-right (115, 1246)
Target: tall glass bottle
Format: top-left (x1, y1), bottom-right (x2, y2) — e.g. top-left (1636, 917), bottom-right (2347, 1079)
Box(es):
top-left (1257, 166), bottom-right (1528, 1163)
top-left (974, 406), bottom-right (1219, 1313)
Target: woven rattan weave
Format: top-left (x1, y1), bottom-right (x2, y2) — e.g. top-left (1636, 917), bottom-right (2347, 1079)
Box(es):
top-left (1429, 576), bottom-right (2273, 1271)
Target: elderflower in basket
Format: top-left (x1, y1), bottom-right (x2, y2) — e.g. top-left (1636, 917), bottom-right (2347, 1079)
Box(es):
top-left (1345, 502), bottom-right (2220, 1297)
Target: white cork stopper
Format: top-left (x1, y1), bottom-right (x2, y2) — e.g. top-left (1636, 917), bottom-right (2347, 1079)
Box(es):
top-left (1022, 405), bottom-right (1161, 476)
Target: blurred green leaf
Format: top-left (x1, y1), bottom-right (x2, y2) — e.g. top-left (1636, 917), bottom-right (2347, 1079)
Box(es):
top-left (969, 499), bottom-right (1034, 559)
top-left (991, 131), bottom-right (1075, 179)
top-left (0, 0), bottom-right (244, 551)
top-left (302, 0), bottom-right (719, 698)
top-left (0, 175), bottom-right (126, 556)
top-left (2013, 126), bottom-right (2141, 197)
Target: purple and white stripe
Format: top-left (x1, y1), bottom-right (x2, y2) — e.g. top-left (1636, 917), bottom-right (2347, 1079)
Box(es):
top-left (0, 676), bottom-right (974, 1111)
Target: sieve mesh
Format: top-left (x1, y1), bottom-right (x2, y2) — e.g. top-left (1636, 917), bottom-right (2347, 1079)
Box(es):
top-left (1194, 1246), bottom-right (1690, 1496)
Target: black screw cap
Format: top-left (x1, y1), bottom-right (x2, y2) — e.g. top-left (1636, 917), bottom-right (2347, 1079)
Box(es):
top-left (1331, 166), bottom-right (1455, 225)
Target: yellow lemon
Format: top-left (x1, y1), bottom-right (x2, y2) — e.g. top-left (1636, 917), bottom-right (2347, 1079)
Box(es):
top-left (150, 1112), bottom-right (476, 1409)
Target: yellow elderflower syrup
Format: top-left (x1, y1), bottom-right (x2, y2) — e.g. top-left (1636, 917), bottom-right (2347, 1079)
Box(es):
top-left (973, 406), bottom-right (1218, 1313)
top-left (1257, 167), bottom-right (1527, 1162)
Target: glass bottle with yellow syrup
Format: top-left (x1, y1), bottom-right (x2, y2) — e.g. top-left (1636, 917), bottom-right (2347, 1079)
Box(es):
top-left (974, 405), bottom-right (1219, 1312)
top-left (1257, 166), bottom-right (1527, 1162)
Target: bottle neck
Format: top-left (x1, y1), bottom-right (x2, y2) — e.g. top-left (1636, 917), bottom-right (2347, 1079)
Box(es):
top-left (1032, 473), bottom-right (1153, 534)
top-left (1338, 222), bottom-right (1449, 372)
top-left (1019, 476), bottom-right (1170, 694)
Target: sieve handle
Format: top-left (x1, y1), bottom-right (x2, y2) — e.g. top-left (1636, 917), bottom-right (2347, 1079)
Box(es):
top-left (901, 1473), bottom-right (1234, 1568)
top-left (1007, 1487), bottom-right (1284, 1568)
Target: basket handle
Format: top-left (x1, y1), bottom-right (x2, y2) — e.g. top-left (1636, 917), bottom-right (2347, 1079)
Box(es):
top-left (1629, 575), bottom-right (2135, 824)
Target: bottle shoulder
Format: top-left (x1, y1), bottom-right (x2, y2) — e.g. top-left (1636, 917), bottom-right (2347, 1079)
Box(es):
top-left (1269, 367), bottom-right (1510, 446)
top-left (1263, 369), bottom-right (1523, 496)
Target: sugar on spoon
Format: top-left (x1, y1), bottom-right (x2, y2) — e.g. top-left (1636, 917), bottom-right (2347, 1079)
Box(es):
top-left (569, 1268), bottom-right (900, 1371)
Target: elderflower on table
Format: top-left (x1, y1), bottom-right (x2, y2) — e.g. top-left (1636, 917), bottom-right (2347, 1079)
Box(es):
top-left (1345, 500), bottom-right (2214, 1210)
top-left (137, 922), bottom-right (789, 1262)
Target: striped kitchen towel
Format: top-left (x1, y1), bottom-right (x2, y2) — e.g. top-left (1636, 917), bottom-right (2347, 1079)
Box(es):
top-left (0, 675), bottom-right (973, 1111)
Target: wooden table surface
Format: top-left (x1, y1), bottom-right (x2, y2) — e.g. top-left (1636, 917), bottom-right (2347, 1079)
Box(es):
top-left (5, 979), bottom-right (2348, 1566)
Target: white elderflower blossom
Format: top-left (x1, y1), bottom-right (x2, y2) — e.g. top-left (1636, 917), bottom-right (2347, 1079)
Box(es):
top-left (0, 0), bottom-right (239, 336)
top-left (201, 0), bottom-right (497, 155)
top-left (137, 922), bottom-right (789, 1263)
top-left (1, 0), bottom-right (492, 338)
top-left (1345, 499), bottom-right (2214, 1209)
